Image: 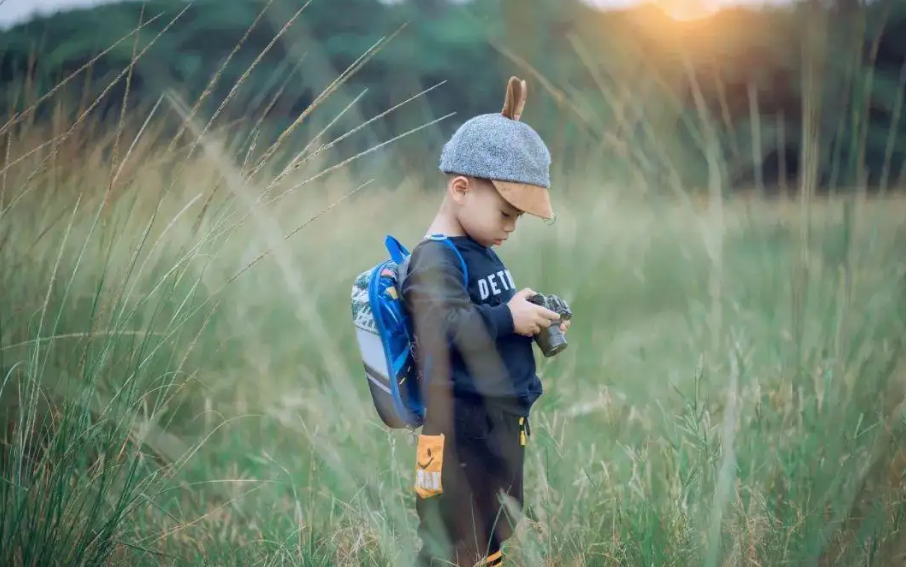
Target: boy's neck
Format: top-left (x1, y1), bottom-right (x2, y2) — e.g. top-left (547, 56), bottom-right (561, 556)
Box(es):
top-left (425, 207), bottom-right (466, 240)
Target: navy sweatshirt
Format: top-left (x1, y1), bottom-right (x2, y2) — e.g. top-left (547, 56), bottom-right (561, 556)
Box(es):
top-left (400, 235), bottom-right (542, 416)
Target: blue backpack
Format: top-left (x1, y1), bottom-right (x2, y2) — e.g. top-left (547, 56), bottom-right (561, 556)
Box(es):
top-left (350, 234), bottom-right (467, 429)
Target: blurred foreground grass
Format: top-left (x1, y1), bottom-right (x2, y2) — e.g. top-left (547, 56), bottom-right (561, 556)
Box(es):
top-left (2, 47), bottom-right (906, 566)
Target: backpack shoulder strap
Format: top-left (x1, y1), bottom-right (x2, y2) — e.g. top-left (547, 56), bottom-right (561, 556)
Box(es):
top-left (425, 234), bottom-right (468, 287)
top-left (384, 235), bottom-right (410, 264)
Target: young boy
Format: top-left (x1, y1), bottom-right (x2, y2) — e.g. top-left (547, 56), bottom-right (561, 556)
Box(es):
top-left (401, 77), bottom-right (570, 567)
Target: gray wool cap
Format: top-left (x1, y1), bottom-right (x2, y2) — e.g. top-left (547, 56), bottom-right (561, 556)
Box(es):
top-left (439, 112), bottom-right (552, 190)
top-left (437, 76), bottom-right (554, 220)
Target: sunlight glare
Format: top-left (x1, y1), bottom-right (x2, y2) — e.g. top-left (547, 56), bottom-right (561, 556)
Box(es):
top-left (655, 0), bottom-right (718, 20)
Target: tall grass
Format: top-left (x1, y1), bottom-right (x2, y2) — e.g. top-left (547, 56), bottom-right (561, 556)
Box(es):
top-left (3, 5), bottom-right (906, 566)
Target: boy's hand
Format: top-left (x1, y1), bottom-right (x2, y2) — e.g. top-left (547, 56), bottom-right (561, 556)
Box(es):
top-left (545, 294), bottom-right (572, 334)
top-left (507, 288), bottom-right (562, 337)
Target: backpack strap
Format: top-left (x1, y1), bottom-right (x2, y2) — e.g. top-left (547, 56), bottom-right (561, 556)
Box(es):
top-left (386, 233), bottom-right (468, 297)
top-left (425, 233), bottom-right (468, 287)
top-left (384, 235), bottom-right (410, 264)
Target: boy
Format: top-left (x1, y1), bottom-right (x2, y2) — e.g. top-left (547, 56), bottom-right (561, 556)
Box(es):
top-left (401, 76), bottom-right (570, 567)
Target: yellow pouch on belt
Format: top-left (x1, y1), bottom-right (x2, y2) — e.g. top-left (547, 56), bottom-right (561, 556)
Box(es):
top-left (414, 433), bottom-right (444, 499)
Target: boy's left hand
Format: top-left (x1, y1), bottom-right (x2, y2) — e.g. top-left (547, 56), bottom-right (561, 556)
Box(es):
top-left (559, 319), bottom-right (571, 333)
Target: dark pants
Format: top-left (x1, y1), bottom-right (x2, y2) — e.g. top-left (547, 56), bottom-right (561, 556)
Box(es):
top-left (412, 395), bottom-right (529, 567)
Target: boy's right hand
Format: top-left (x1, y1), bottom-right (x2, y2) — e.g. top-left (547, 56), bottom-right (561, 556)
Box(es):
top-left (508, 288), bottom-right (561, 337)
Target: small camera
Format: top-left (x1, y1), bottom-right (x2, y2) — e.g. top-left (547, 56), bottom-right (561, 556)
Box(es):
top-left (527, 293), bottom-right (573, 358)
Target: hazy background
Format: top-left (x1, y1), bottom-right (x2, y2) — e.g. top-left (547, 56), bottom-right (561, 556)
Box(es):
top-left (0, 0), bottom-right (798, 28)
top-left (3, 0), bottom-right (903, 194)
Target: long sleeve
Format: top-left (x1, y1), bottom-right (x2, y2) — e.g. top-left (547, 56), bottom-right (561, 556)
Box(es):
top-left (401, 242), bottom-right (514, 356)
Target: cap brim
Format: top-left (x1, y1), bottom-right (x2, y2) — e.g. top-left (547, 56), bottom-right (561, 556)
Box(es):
top-left (491, 180), bottom-right (553, 220)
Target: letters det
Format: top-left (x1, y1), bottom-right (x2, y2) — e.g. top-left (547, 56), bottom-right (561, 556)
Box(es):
top-left (478, 270), bottom-right (516, 301)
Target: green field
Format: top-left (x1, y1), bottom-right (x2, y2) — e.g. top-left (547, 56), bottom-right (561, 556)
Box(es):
top-left (3, 114), bottom-right (906, 565)
top-left (3, 8), bottom-right (906, 562)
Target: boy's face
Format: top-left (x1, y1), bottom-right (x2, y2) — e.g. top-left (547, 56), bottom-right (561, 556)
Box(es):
top-left (449, 176), bottom-right (524, 248)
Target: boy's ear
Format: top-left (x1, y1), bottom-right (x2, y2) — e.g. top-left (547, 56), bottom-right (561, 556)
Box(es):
top-left (448, 175), bottom-right (470, 202)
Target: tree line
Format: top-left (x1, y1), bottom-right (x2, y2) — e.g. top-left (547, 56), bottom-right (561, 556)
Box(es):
top-left (1, 0), bottom-right (904, 193)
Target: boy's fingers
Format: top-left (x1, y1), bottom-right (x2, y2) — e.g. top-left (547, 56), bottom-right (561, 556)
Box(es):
top-left (517, 288), bottom-right (536, 299)
top-left (539, 306), bottom-right (561, 320)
